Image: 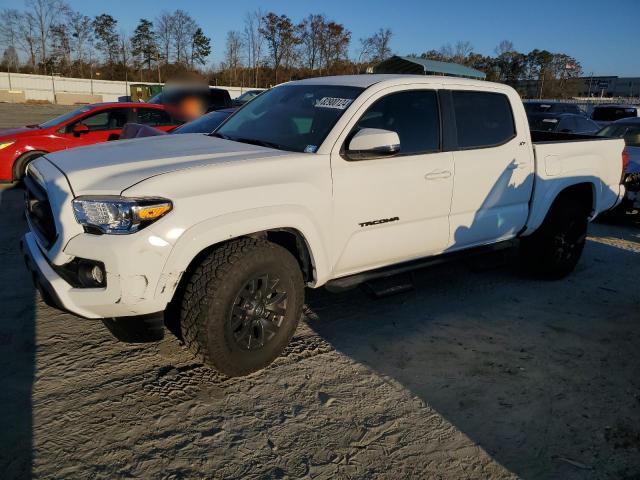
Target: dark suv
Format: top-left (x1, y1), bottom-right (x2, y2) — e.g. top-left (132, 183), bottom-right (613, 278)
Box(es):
top-left (148, 87), bottom-right (232, 113)
top-left (524, 101), bottom-right (584, 115)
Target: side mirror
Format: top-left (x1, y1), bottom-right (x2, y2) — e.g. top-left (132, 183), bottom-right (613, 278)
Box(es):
top-left (72, 123), bottom-right (90, 135)
top-left (346, 128), bottom-right (400, 160)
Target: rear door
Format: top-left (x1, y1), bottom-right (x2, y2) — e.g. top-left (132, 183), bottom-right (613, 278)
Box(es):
top-left (330, 87), bottom-right (455, 276)
top-left (446, 89), bottom-right (534, 250)
top-left (135, 107), bottom-right (179, 132)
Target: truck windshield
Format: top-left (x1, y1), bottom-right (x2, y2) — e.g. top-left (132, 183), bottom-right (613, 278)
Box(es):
top-left (213, 84), bottom-right (364, 152)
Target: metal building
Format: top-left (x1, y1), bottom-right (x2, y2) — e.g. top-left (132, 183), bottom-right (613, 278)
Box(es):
top-left (373, 55), bottom-right (486, 80)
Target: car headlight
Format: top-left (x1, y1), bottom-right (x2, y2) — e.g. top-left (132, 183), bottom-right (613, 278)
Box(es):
top-left (72, 196), bottom-right (172, 234)
top-left (0, 140), bottom-right (16, 150)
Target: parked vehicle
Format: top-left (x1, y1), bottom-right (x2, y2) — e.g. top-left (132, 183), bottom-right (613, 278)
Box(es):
top-left (231, 90), bottom-right (264, 107)
top-left (0, 103), bottom-right (179, 182)
top-left (527, 112), bottom-right (600, 134)
top-left (22, 75), bottom-right (625, 377)
top-left (596, 117), bottom-right (640, 210)
top-left (591, 104), bottom-right (640, 126)
top-left (524, 101), bottom-right (583, 115)
top-left (119, 108), bottom-right (238, 140)
top-left (147, 86), bottom-right (232, 119)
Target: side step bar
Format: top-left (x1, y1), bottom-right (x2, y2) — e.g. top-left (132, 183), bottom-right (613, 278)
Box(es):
top-left (325, 239), bottom-right (517, 292)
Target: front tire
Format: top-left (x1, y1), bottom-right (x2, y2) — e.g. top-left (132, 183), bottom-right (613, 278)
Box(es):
top-left (520, 198), bottom-right (589, 279)
top-left (179, 238), bottom-right (304, 377)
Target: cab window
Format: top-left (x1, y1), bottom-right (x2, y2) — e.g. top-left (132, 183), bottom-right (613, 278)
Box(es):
top-left (452, 91), bottom-right (515, 149)
top-left (352, 90), bottom-right (440, 156)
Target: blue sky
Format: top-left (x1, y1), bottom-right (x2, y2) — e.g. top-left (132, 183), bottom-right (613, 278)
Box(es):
top-left (4, 0), bottom-right (639, 76)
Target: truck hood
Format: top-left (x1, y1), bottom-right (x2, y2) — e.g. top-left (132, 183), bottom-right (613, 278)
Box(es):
top-left (44, 133), bottom-right (290, 195)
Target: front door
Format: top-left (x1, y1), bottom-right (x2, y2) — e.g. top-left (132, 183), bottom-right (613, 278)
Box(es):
top-left (64, 107), bottom-right (131, 145)
top-left (330, 88), bottom-right (454, 277)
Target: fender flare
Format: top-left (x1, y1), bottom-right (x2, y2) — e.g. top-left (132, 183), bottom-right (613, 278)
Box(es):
top-left (522, 178), bottom-right (597, 236)
top-left (157, 206), bottom-right (332, 301)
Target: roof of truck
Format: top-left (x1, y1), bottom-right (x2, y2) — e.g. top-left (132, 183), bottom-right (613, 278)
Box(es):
top-left (287, 74), bottom-right (497, 90)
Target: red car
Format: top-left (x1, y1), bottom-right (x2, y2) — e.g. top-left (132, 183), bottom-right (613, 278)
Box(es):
top-left (0, 102), bottom-right (180, 182)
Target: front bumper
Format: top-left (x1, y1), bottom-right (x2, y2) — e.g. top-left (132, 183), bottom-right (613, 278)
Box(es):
top-left (21, 233), bottom-right (70, 315)
top-left (21, 231), bottom-right (173, 319)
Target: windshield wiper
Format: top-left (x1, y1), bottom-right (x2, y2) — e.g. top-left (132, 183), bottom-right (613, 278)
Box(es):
top-left (229, 136), bottom-right (290, 151)
top-left (209, 132), bottom-right (230, 140)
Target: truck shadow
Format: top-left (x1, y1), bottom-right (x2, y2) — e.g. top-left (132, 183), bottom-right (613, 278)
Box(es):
top-left (0, 185), bottom-right (36, 479)
top-left (307, 167), bottom-right (637, 478)
top-left (306, 236), bottom-right (640, 479)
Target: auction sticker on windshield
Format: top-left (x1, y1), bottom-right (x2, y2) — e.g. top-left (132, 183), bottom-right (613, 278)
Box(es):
top-left (315, 97), bottom-right (353, 110)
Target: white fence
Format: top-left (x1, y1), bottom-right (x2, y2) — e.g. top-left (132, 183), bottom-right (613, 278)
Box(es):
top-left (0, 72), bottom-right (253, 103)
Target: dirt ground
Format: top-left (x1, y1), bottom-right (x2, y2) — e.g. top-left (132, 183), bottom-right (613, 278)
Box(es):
top-left (1, 104), bottom-right (640, 479)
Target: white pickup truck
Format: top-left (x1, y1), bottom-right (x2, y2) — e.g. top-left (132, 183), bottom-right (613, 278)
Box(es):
top-left (22, 75), bottom-right (626, 376)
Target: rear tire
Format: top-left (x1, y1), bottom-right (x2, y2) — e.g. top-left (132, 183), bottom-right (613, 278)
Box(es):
top-left (520, 198), bottom-right (589, 279)
top-left (179, 238), bottom-right (304, 377)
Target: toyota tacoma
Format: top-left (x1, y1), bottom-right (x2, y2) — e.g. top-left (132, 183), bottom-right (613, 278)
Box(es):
top-left (22, 75), bottom-right (626, 376)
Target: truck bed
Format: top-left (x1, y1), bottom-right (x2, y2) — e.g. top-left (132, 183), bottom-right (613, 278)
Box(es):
top-left (522, 134), bottom-right (625, 235)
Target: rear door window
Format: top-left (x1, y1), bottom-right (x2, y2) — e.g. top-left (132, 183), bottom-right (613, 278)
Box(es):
top-left (452, 91), bottom-right (516, 149)
top-left (136, 108), bottom-right (174, 126)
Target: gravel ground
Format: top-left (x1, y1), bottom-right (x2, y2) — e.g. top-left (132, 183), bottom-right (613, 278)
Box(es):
top-left (1, 105), bottom-right (640, 479)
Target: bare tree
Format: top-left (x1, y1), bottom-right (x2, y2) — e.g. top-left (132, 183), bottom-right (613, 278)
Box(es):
top-left (171, 10), bottom-right (197, 65)
top-left (156, 12), bottom-right (174, 65)
top-left (0, 9), bottom-right (21, 55)
top-left (50, 22), bottom-right (71, 73)
top-left (319, 21), bottom-right (350, 71)
top-left (259, 12), bottom-right (300, 84)
top-left (359, 28), bottom-right (392, 65)
top-left (243, 9), bottom-right (264, 86)
top-left (225, 31), bottom-right (243, 84)
top-left (68, 11), bottom-right (93, 75)
top-left (120, 32), bottom-right (131, 82)
top-left (17, 12), bottom-right (39, 72)
top-left (299, 14), bottom-right (325, 70)
top-left (495, 40), bottom-right (514, 57)
top-left (26, 0), bottom-right (70, 73)
top-left (440, 40), bottom-right (474, 64)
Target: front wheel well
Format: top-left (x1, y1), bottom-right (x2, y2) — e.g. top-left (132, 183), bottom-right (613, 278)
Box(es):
top-left (13, 150), bottom-right (48, 181)
top-left (164, 229), bottom-right (315, 340)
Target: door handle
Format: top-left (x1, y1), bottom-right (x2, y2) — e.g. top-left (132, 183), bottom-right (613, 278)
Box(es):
top-left (424, 170), bottom-right (452, 180)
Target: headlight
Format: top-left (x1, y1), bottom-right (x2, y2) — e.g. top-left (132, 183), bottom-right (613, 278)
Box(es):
top-left (72, 196), bottom-right (172, 234)
top-left (0, 140), bottom-right (16, 150)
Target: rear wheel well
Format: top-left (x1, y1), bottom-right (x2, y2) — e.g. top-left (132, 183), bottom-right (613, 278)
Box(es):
top-left (552, 183), bottom-right (594, 217)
